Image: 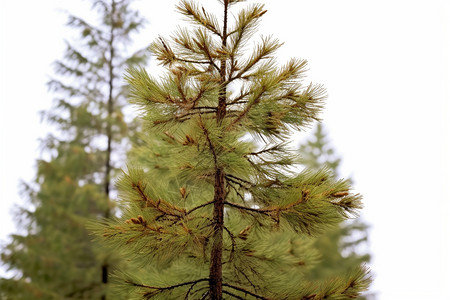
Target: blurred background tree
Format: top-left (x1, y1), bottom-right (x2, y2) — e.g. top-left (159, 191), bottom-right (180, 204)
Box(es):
top-left (298, 122), bottom-right (372, 299)
top-left (0, 0), bottom-right (147, 299)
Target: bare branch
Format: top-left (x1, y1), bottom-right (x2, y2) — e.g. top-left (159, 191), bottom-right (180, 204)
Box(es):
top-left (226, 174), bottom-right (254, 186)
top-left (223, 226), bottom-right (236, 262)
top-left (125, 278), bottom-right (208, 297)
top-left (224, 201), bottom-right (271, 218)
top-left (223, 290), bottom-right (245, 300)
top-left (226, 181), bottom-right (246, 203)
top-left (199, 117), bottom-right (218, 167)
top-left (222, 283), bottom-right (271, 300)
top-left (186, 200), bottom-right (215, 215)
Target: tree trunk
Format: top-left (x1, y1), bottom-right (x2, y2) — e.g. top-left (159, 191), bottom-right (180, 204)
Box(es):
top-left (209, 168), bottom-right (225, 299)
top-left (208, 2), bottom-right (228, 298)
top-left (102, 1), bottom-right (116, 299)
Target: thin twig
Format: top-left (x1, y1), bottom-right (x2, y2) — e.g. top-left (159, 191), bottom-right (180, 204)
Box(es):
top-left (223, 290), bottom-right (245, 300)
top-left (126, 278), bottom-right (209, 293)
top-left (176, 57), bottom-right (212, 65)
top-left (226, 181), bottom-right (246, 203)
top-left (199, 117), bottom-right (217, 168)
top-left (184, 279), bottom-right (206, 300)
top-left (222, 283), bottom-right (271, 300)
top-left (227, 87), bottom-right (265, 131)
top-left (224, 201), bottom-right (271, 217)
top-left (186, 200), bottom-right (215, 215)
top-left (225, 174), bottom-right (255, 187)
top-left (223, 226), bottom-right (236, 262)
top-left (238, 268), bottom-right (257, 292)
top-left (225, 176), bottom-right (251, 191)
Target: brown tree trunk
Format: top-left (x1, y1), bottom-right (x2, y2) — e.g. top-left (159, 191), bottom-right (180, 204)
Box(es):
top-left (101, 1), bottom-right (116, 299)
top-left (209, 1), bottom-right (228, 299)
top-left (209, 168), bottom-right (226, 299)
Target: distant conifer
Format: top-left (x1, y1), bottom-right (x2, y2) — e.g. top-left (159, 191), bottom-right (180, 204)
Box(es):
top-left (298, 123), bottom-right (371, 299)
top-left (0, 1), bottom-right (147, 299)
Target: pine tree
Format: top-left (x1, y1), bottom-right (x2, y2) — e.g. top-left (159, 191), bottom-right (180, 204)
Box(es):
top-left (92, 1), bottom-right (371, 299)
top-left (298, 123), bottom-right (371, 296)
top-left (0, 1), bottom-right (147, 299)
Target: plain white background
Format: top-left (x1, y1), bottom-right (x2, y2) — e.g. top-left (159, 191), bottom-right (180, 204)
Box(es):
top-left (1, 1), bottom-right (449, 299)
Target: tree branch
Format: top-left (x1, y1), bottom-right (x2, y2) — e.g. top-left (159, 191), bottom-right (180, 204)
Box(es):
top-left (132, 181), bottom-right (186, 217)
top-left (186, 200), bottom-right (216, 215)
top-left (223, 226), bottom-right (236, 262)
top-left (237, 268), bottom-right (258, 292)
top-left (175, 57), bottom-right (213, 65)
top-left (184, 279), bottom-right (207, 300)
top-left (224, 201), bottom-right (271, 218)
top-left (177, 1), bottom-right (222, 38)
top-left (226, 86), bottom-right (266, 131)
top-left (125, 278), bottom-right (209, 297)
top-left (226, 181), bottom-right (246, 203)
top-left (199, 117), bottom-right (218, 168)
top-left (223, 290), bottom-right (245, 299)
top-left (222, 283), bottom-right (271, 300)
top-left (225, 174), bottom-right (255, 188)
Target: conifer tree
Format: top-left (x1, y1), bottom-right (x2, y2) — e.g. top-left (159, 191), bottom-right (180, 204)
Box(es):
top-left (298, 123), bottom-right (371, 297)
top-left (0, 1), bottom-right (147, 299)
top-left (92, 1), bottom-right (370, 299)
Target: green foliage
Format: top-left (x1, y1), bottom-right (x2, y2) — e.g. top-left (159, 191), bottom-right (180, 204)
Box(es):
top-left (90, 1), bottom-right (370, 299)
top-left (0, 0), bottom-right (147, 299)
top-left (298, 123), bottom-right (371, 298)
top-left (298, 123), bottom-right (342, 172)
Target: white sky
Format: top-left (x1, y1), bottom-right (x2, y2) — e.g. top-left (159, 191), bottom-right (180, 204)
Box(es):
top-left (1, 0), bottom-right (449, 299)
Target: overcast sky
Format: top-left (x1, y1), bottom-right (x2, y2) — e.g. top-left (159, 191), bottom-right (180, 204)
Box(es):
top-left (1, 1), bottom-right (449, 299)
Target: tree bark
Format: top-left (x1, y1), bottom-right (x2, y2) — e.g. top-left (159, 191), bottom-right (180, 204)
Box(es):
top-left (209, 2), bottom-right (228, 299)
top-left (209, 168), bottom-right (225, 299)
top-left (102, 1), bottom-right (116, 299)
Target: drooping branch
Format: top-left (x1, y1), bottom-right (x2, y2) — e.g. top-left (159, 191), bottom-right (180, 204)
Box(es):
top-left (222, 290), bottom-right (245, 300)
top-left (225, 174), bottom-right (255, 190)
top-left (184, 280), bottom-right (207, 300)
top-left (186, 200), bottom-right (216, 215)
top-left (124, 278), bottom-right (209, 298)
top-left (222, 283), bottom-right (270, 300)
top-left (199, 117), bottom-right (218, 168)
top-left (236, 268), bottom-right (258, 293)
top-left (223, 201), bottom-right (272, 218)
top-left (223, 226), bottom-right (236, 262)
top-left (225, 180), bottom-right (246, 203)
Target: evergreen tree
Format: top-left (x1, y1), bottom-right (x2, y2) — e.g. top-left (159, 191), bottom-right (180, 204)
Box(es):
top-left (298, 123), bottom-right (371, 296)
top-left (0, 1), bottom-right (147, 299)
top-left (298, 123), bottom-right (341, 174)
top-left (92, 1), bottom-right (370, 299)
